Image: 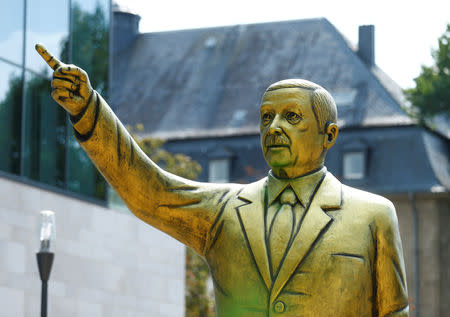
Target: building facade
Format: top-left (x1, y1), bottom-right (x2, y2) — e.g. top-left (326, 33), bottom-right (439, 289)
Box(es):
top-left (0, 1), bottom-right (185, 316)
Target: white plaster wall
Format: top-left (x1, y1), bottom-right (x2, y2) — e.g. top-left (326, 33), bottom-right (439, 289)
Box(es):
top-left (0, 176), bottom-right (185, 317)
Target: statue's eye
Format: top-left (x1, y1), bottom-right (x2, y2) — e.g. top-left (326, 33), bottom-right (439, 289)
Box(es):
top-left (286, 111), bottom-right (302, 124)
top-left (261, 112), bottom-right (273, 125)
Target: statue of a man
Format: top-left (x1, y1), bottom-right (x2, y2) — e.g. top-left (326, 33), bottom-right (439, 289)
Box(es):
top-left (36, 44), bottom-right (409, 316)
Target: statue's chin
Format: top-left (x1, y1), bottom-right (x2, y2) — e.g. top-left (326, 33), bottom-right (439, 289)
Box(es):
top-left (266, 159), bottom-right (292, 171)
top-left (264, 147), bottom-right (291, 166)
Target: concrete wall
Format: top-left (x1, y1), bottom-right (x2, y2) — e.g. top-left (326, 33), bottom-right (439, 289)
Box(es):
top-left (0, 176), bottom-right (185, 317)
top-left (390, 193), bottom-right (450, 317)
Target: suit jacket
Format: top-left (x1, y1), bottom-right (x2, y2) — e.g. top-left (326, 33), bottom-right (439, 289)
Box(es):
top-left (73, 94), bottom-right (409, 316)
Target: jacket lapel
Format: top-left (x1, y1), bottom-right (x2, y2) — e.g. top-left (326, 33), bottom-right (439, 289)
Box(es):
top-left (236, 178), bottom-right (272, 290)
top-left (270, 172), bottom-right (342, 303)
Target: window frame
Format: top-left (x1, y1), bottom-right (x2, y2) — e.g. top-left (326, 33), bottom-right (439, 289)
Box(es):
top-left (343, 151), bottom-right (366, 180)
top-left (341, 139), bottom-right (369, 181)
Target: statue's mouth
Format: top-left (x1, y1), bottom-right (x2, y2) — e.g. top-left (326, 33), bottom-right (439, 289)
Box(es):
top-left (267, 144), bottom-right (289, 148)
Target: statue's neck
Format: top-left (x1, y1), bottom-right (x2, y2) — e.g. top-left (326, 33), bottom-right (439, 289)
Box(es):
top-left (271, 163), bottom-right (325, 179)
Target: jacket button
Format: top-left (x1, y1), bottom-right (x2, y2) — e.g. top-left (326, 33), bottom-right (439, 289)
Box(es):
top-left (273, 300), bottom-right (286, 313)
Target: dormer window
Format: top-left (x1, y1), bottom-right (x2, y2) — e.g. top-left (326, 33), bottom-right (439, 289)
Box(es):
top-left (343, 152), bottom-right (365, 180)
top-left (342, 139), bottom-right (368, 180)
top-left (208, 158), bottom-right (230, 183)
top-left (208, 147), bottom-right (233, 183)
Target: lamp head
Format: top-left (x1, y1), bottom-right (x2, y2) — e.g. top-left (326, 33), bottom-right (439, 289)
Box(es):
top-left (39, 210), bottom-right (55, 252)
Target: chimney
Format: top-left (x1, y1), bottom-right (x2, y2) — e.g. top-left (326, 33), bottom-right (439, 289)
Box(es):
top-left (357, 25), bottom-right (375, 67)
top-left (112, 2), bottom-right (141, 55)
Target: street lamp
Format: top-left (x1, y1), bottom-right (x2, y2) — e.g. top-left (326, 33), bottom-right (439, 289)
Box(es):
top-left (36, 210), bottom-right (55, 317)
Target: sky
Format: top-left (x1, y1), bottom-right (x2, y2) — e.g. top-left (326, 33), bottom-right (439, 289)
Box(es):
top-left (121, 0), bottom-right (449, 89)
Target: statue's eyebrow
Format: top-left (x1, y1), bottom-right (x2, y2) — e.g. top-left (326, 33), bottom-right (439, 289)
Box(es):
top-left (260, 104), bottom-right (274, 111)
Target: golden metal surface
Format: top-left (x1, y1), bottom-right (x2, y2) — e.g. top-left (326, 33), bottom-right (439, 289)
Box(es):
top-left (36, 44), bottom-right (409, 316)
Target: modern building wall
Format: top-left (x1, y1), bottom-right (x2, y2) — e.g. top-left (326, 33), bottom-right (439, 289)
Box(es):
top-left (0, 176), bottom-right (185, 317)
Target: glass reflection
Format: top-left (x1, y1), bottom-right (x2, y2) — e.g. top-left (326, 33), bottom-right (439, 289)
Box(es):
top-left (71, 0), bottom-right (109, 95)
top-left (0, 0), bottom-right (109, 200)
top-left (26, 0), bottom-right (69, 74)
top-left (0, 62), bottom-right (22, 174)
top-left (22, 71), bottom-right (66, 187)
top-left (67, 0), bottom-right (109, 200)
top-left (0, 0), bottom-right (24, 65)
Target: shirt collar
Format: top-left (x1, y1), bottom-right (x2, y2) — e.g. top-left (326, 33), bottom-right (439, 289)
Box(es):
top-left (267, 167), bottom-right (327, 206)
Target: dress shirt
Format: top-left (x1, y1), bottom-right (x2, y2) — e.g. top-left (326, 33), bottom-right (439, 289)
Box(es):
top-left (267, 166), bottom-right (327, 208)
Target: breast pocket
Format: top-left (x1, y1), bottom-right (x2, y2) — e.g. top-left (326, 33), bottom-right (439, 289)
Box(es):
top-left (325, 252), bottom-right (371, 294)
top-left (329, 252), bottom-right (367, 276)
top-left (331, 252), bottom-right (365, 263)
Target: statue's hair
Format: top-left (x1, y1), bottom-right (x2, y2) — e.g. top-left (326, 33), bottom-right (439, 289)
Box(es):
top-left (265, 79), bottom-right (337, 132)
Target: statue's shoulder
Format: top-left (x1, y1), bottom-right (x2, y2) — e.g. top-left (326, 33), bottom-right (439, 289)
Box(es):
top-left (199, 177), bottom-right (267, 201)
top-left (342, 184), bottom-right (394, 209)
top-left (341, 183), bottom-right (397, 225)
top-left (245, 177), bottom-right (268, 189)
top-left (231, 177), bottom-right (268, 201)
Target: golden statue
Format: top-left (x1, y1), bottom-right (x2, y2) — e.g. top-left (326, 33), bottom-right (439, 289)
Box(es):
top-left (36, 44), bottom-right (409, 316)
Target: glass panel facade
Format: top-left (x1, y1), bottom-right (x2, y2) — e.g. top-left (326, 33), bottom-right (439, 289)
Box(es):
top-left (22, 71), bottom-right (66, 187)
top-left (71, 0), bottom-right (110, 95)
top-left (0, 0), bottom-right (110, 201)
top-left (26, 0), bottom-right (69, 74)
top-left (0, 0), bottom-right (24, 65)
top-left (67, 0), bottom-right (109, 199)
top-left (0, 62), bottom-right (22, 174)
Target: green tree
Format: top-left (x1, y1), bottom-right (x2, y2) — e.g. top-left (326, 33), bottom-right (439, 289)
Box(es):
top-left (185, 247), bottom-right (215, 317)
top-left (133, 133), bottom-right (202, 181)
top-left (404, 24), bottom-right (450, 123)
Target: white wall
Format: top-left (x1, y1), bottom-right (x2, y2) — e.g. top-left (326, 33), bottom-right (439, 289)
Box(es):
top-left (0, 176), bottom-right (185, 317)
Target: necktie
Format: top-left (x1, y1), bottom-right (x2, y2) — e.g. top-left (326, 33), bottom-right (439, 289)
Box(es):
top-left (268, 187), bottom-right (298, 275)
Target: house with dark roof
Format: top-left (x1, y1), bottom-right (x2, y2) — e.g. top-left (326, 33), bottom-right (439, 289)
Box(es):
top-left (111, 7), bottom-right (449, 316)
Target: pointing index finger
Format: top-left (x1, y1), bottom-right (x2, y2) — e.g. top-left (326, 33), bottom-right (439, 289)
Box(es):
top-left (35, 43), bottom-right (62, 71)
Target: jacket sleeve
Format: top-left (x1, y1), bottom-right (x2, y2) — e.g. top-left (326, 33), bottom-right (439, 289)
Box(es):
top-left (373, 201), bottom-right (409, 316)
top-left (70, 91), bottom-right (229, 255)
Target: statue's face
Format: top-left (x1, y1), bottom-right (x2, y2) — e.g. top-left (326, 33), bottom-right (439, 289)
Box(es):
top-left (260, 88), bottom-right (326, 178)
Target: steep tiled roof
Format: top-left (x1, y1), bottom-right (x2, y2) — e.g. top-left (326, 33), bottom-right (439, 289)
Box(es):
top-left (111, 18), bottom-right (415, 138)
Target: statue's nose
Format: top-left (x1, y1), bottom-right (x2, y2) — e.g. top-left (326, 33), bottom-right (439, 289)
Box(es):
top-left (268, 115), bottom-right (283, 134)
top-left (269, 126), bottom-right (282, 135)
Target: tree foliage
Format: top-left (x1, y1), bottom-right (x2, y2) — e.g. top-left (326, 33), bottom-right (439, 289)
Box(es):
top-left (404, 24), bottom-right (450, 123)
top-left (134, 135), bottom-right (202, 180)
top-left (185, 247), bottom-right (216, 317)
top-left (127, 126), bottom-right (215, 317)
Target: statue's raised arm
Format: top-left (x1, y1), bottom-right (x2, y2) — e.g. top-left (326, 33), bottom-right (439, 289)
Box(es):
top-left (35, 44), bottom-right (230, 255)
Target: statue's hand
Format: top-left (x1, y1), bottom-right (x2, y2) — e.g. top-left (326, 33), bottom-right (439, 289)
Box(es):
top-left (35, 43), bottom-right (93, 116)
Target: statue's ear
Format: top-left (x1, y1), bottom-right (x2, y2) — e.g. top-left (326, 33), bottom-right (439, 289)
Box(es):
top-left (323, 122), bottom-right (339, 150)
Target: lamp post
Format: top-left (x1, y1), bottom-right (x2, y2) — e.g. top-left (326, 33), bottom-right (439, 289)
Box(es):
top-left (36, 210), bottom-right (55, 317)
